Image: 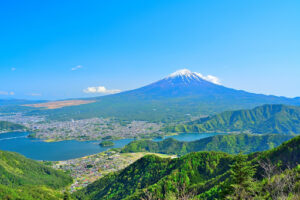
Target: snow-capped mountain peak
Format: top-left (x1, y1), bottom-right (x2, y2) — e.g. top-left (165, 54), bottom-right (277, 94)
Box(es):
top-left (168, 69), bottom-right (194, 78)
top-left (166, 69), bottom-right (221, 85)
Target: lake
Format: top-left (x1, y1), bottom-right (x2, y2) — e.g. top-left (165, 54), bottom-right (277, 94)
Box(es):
top-left (0, 132), bottom-right (224, 161)
top-left (153, 132), bottom-right (226, 142)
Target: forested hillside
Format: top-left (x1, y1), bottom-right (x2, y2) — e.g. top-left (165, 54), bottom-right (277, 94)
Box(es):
top-left (121, 134), bottom-right (294, 155)
top-left (166, 104), bottom-right (300, 134)
top-left (0, 150), bottom-right (72, 200)
top-left (0, 121), bottom-right (26, 132)
top-left (74, 135), bottom-right (300, 200)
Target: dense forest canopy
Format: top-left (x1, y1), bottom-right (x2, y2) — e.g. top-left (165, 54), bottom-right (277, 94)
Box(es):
top-left (121, 134), bottom-right (295, 155)
top-left (0, 150), bottom-right (72, 200)
top-left (0, 121), bottom-right (26, 132)
top-left (74, 135), bottom-right (300, 200)
top-left (166, 104), bottom-right (300, 134)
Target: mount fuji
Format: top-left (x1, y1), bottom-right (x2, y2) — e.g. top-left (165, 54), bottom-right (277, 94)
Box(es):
top-left (31, 69), bottom-right (300, 122)
top-left (119, 69), bottom-right (241, 98)
top-left (114, 69), bottom-right (298, 103)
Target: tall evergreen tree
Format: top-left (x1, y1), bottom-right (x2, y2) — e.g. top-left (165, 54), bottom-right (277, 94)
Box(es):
top-left (63, 191), bottom-right (71, 200)
top-left (225, 154), bottom-right (257, 200)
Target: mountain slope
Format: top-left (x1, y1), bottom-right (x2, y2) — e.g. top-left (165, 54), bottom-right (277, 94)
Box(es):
top-left (257, 134), bottom-right (300, 168)
top-left (121, 134), bottom-right (294, 155)
top-left (0, 150), bottom-right (72, 199)
top-left (27, 69), bottom-right (300, 122)
top-left (0, 121), bottom-right (26, 132)
top-left (74, 152), bottom-right (234, 200)
top-left (74, 135), bottom-right (300, 200)
top-left (166, 104), bottom-right (300, 134)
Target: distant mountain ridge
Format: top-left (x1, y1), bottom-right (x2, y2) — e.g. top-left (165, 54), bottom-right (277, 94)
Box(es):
top-left (0, 99), bottom-right (46, 106)
top-left (26, 69), bottom-right (300, 122)
top-left (121, 134), bottom-right (294, 155)
top-left (166, 104), bottom-right (300, 134)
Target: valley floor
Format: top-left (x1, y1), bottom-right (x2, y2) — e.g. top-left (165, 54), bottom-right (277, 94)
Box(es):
top-left (49, 150), bottom-right (176, 192)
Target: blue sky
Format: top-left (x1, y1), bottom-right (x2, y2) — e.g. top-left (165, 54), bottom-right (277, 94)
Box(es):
top-left (0, 0), bottom-right (299, 100)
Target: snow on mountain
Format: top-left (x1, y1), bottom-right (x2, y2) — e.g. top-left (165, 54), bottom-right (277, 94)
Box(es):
top-left (40, 69), bottom-right (300, 122)
top-left (116, 69), bottom-right (229, 99)
top-left (167, 69), bottom-right (195, 78)
top-left (166, 69), bottom-right (221, 85)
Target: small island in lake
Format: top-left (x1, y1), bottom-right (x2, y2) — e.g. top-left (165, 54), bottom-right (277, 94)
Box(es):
top-left (99, 140), bottom-right (114, 147)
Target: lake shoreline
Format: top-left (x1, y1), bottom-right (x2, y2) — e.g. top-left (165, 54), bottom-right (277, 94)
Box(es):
top-left (0, 132), bottom-right (225, 161)
top-left (34, 131), bottom-right (217, 143)
top-left (0, 129), bottom-right (28, 134)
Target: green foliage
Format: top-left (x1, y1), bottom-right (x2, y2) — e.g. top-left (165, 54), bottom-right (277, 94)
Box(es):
top-left (73, 152), bottom-right (234, 200)
top-left (63, 191), bottom-right (72, 200)
top-left (0, 121), bottom-right (26, 132)
top-left (258, 164), bottom-right (300, 200)
top-left (74, 154), bottom-right (176, 200)
top-left (99, 140), bottom-right (115, 147)
top-left (75, 135), bottom-right (300, 200)
top-left (223, 154), bottom-right (257, 199)
top-left (121, 134), bottom-right (294, 155)
top-left (0, 151), bottom-right (72, 188)
top-left (167, 104), bottom-right (300, 134)
top-left (254, 134), bottom-right (300, 169)
top-left (0, 150), bottom-right (72, 200)
top-left (0, 184), bottom-right (65, 200)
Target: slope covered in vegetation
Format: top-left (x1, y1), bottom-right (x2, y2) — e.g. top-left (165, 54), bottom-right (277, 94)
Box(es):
top-left (74, 152), bottom-right (234, 200)
top-left (0, 150), bottom-right (72, 200)
top-left (75, 135), bottom-right (300, 200)
top-left (166, 104), bottom-right (300, 134)
top-left (121, 134), bottom-right (294, 155)
top-left (0, 121), bottom-right (26, 132)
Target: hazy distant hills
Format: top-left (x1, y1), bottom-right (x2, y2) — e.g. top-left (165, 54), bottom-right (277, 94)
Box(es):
top-left (166, 104), bottom-right (300, 134)
top-left (0, 99), bottom-right (45, 106)
top-left (25, 69), bottom-right (300, 122)
top-left (0, 99), bottom-right (47, 114)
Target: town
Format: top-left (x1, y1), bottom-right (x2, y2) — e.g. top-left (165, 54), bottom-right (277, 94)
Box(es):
top-left (50, 150), bottom-right (175, 192)
top-left (0, 112), bottom-right (163, 141)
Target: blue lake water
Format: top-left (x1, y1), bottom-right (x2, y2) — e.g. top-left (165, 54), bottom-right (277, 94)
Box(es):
top-left (0, 132), bottom-right (224, 161)
top-left (153, 132), bottom-right (226, 142)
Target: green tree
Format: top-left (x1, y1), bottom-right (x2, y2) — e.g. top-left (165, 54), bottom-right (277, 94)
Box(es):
top-left (225, 154), bottom-right (257, 200)
top-left (63, 191), bottom-right (71, 200)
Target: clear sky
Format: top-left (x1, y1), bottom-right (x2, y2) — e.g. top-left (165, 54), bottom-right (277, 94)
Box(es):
top-left (0, 0), bottom-right (299, 100)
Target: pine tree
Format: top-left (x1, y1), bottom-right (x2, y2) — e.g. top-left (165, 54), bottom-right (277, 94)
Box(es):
top-left (63, 191), bottom-right (71, 200)
top-left (225, 154), bottom-right (257, 200)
